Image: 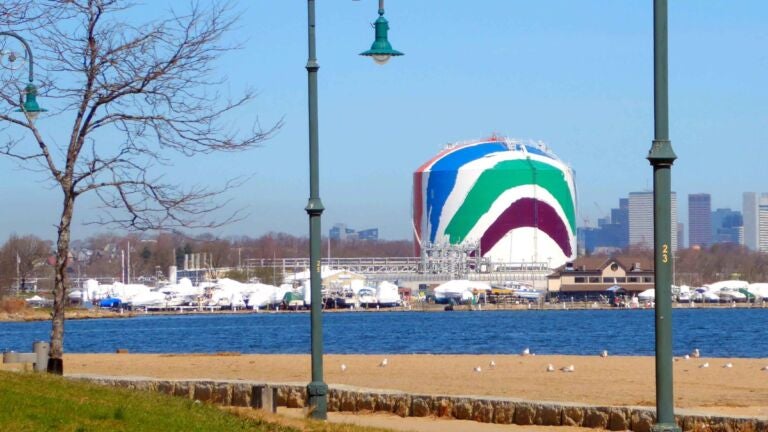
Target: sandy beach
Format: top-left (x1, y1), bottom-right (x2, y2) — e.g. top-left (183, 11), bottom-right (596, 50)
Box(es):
top-left (55, 353), bottom-right (768, 419)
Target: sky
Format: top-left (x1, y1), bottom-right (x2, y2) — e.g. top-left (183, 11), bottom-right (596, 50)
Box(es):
top-left (0, 1), bottom-right (766, 243)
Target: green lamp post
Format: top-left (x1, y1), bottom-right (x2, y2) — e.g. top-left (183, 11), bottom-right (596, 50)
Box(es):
top-left (360, 0), bottom-right (404, 65)
top-left (0, 31), bottom-right (46, 121)
top-left (304, 0), bottom-right (402, 420)
top-left (648, 1), bottom-right (680, 431)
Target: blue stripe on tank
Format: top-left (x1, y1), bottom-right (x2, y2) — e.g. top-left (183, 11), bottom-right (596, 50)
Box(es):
top-left (427, 142), bottom-right (508, 241)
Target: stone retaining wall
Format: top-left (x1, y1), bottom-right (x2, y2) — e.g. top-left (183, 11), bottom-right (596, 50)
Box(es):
top-left (68, 375), bottom-right (767, 432)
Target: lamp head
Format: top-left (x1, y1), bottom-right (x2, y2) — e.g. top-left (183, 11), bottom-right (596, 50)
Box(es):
top-left (360, 13), bottom-right (403, 65)
top-left (16, 82), bottom-right (46, 121)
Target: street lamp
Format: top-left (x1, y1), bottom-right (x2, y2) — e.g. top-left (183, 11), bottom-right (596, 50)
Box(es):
top-left (647, 1), bottom-right (680, 431)
top-left (0, 31), bottom-right (46, 121)
top-left (359, 0), bottom-right (404, 65)
top-left (304, 0), bottom-right (403, 420)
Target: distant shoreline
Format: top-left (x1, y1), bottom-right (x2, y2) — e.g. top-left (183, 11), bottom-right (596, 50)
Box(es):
top-left (2, 300), bottom-right (766, 323)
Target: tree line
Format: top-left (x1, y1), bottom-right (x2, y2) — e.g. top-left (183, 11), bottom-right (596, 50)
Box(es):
top-left (0, 231), bottom-right (414, 295)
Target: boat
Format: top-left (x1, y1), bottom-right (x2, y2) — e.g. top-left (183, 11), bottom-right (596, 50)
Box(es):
top-left (376, 281), bottom-right (401, 307)
top-left (99, 297), bottom-right (122, 308)
top-left (694, 287), bottom-right (720, 303)
top-left (638, 288), bottom-right (655, 301)
top-left (357, 287), bottom-right (378, 307)
top-left (128, 291), bottom-right (168, 309)
top-left (513, 286), bottom-right (541, 301)
top-left (282, 291), bottom-right (304, 310)
top-left (677, 286), bottom-right (692, 302)
top-left (747, 283), bottom-right (768, 300)
top-left (433, 280), bottom-right (490, 304)
top-left (717, 287), bottom-right (747, 303)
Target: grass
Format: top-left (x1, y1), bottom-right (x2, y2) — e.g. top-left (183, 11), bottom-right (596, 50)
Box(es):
top-left (0, 372), bottom-right (392, 432)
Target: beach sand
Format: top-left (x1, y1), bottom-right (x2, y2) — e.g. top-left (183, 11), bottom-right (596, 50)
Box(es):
top-left (57, 352), bottom-right (768, 419)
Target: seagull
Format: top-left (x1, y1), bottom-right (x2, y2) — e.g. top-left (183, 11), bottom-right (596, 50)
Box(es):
top-left (473, 366), bottom-right (482, 373)
top-left (699, 362), bottom-right (709, 368)
top-left (600, 350), bottom-right (608, 358)
top-left (340, 364), bottom-right (347, 372)
top-left (521, 347), bottom-right (530, 356)
top-left (560, 365), bottom-right (575, 373)
top-left (761, 366), bottom-right (768, 371)
top-left (489, 360), bottom-right (496, 369)
top-left (691, 348), bottom-right (700, 358)
top-left (683, 354), bottom-right (690, 360)
top-left (723, 362), bottom-right (733, 369)
top-left (379, 358), bottom-right (388, 367)
top-left (546, 364), bottom-right (555, 372)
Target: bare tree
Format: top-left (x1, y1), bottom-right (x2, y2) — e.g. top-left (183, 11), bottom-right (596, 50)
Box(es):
top-left (0, 234), bottom-right (52, 295)
top-left (0, 0), bottom-right (279, 374)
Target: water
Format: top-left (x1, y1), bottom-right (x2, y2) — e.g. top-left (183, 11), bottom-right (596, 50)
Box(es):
top-left (1, 308), bottom-right (766, 358)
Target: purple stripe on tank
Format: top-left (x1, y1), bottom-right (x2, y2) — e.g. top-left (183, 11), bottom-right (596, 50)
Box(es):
top-left (480, 198), bottom-right (572, 257)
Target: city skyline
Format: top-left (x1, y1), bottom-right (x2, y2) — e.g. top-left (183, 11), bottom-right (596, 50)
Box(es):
top-left (0, 1), bottom-right (766, 243)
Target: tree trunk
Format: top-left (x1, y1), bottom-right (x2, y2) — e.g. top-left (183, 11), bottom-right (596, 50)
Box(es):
top-left (47, 193), bottom-right (75, 375)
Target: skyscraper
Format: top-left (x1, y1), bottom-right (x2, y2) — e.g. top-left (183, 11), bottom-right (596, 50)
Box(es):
top-left (743, 192), bottom-right (758, 250)
top-left (611, 198), bottom-right (629, 248)
top-left (688, 193), bottom-right (712, 248)
top-left (711, 208), bottom-right (743, 245)
top-left (629, 191), bottom-right (678, 252)
top-left (743, 192), bottom-right (768, 252)
top-left (760, 195), bottom-right (768, 253)
top-left (678, 222), bottom-right (685, 250)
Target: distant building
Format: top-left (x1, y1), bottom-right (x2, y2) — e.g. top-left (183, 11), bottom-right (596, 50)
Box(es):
top-left (329, 223), bottom-right (379, 241)
top-left (577, 198), bottom-right (628, 255)
top-left (742, 192), bottom-right (768, 252)
top-left (611, 198), bottom-right (629, 247)
top-left (678, 222), bottom-right (685, 250)
top-left (688, 193), bottom-right (712, 248)
top-left (743, 192), bottom-right (759, 250)
top-left (711, 208), bottom-right (743, 245)
top-left (628, 192), bottom-right (678, 252)
top-left (357, 228), bottom-right (379, 241)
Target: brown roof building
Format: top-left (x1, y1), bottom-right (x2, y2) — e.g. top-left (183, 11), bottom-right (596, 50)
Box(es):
top-left (547, 256), bottom-right (655, 298)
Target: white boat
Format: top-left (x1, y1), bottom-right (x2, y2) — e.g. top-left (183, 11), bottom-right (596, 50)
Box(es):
top-left (357, 287), bottom-right (378, 307)
top-left (706, 280), bottom-right (749, 292)
top-left (717, 287), bottom-right (747, 303)
top-left (376, 281), bottom-right (401, 307)
top-left (747, 283), bottom-right (768, 300)
top-left (128, 291), bottom-right (168, 308)
top-left (514, 286), bottom-right (541, 301)
top-left (638, 288), bottom-right (655, 301)
top-left (433, 280), bottom-right (491, 304)
top-left (676, 285), bottom-right (692, 302)
top-left (694, 287), bottom-right (721, 303)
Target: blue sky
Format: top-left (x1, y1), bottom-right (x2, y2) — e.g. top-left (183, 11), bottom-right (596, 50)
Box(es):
top-left (0, 1), bottom-right (766, 243)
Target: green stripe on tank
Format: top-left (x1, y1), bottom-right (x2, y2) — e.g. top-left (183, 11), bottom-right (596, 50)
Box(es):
top-left (444, 159), bottom-right (576, 243)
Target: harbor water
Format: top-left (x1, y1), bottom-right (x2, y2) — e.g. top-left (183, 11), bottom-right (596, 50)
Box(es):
top-left (1, 308), bottom-right (766, 358)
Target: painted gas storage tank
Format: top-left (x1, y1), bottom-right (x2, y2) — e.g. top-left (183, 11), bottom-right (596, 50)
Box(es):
top-left (413, 137), bottom-right (576, 268)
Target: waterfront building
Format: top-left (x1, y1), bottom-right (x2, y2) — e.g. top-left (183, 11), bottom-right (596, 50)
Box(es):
top-left (688, 193), bottom-right (712, 248)
top-left (547, 255), bottom-right (654, 301)
top-left (628, 191), bottom-right (678, 251)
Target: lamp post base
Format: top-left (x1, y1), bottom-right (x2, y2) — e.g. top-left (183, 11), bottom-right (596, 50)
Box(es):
top-left (307, 381), bottom-right (328, 420)
top-left (652, 422), bottom-right (681, 432)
